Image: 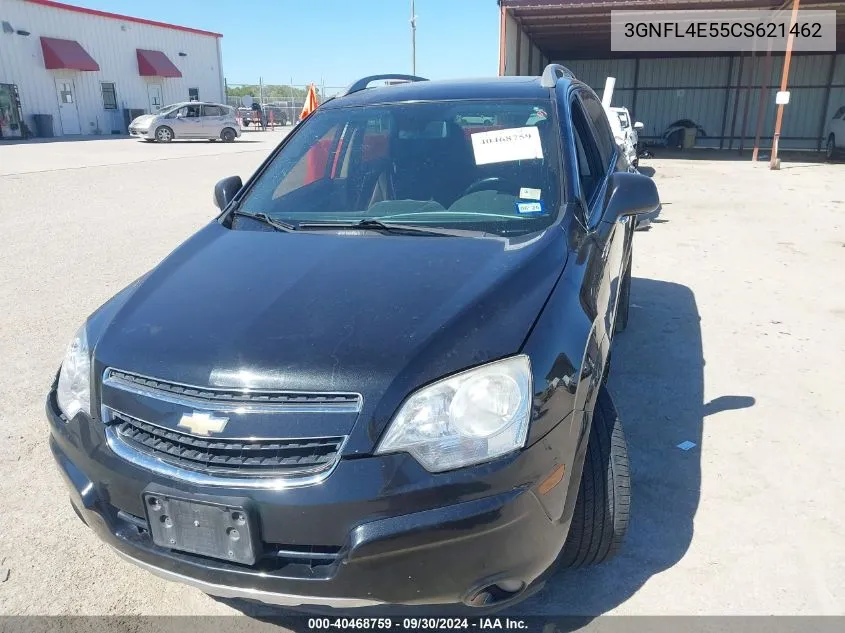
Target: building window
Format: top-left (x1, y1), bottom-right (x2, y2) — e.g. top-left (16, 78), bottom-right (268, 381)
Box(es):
top-left (59, 83), bottom-right (74, 104)
top-left (188, 88), bottom-right (199, 101)
top-left (101, 83), bottom-right (117, 110)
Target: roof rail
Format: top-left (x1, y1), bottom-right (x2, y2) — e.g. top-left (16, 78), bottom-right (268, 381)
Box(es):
top-left (540, 64), bottom-right (574, 88)
top-left (340, 74), bottom-right (429, 97)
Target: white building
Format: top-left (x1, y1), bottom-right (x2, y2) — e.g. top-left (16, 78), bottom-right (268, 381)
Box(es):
top-left (0, 0), bottom-right (225, 139)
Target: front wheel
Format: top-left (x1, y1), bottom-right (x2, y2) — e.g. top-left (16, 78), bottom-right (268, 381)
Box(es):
top-left (155, 126), bottom-right (173, 142)
top-left (559, 386), bottom-right (630, 567)
top-left (221, 128), bottom-right (236, 142)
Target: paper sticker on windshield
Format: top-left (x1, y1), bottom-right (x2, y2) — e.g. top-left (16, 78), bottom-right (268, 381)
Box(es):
top-left (471, 127), bottom-right (543, 165)
top-left (516, 201), bottom-right (545, 215)
top-left (519, 187), bottom-right (542, 200)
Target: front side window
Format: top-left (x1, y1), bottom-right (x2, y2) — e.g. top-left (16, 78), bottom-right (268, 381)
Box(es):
top-left (238, 100), bottom-right (561, 237)
top-left (570, 99), bottom-right (604, 205)
top-left (579, 92), bottom-right (617, 170)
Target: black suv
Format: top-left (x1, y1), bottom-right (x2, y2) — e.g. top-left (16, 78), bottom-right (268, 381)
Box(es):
top-left (47, 68), bottom-right (659, 610)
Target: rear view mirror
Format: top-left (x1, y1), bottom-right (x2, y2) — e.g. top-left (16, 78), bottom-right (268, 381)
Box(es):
top-left (214, 175), bottom-right (243, 210)
top-left (601, 171), bottom-right (659, 225)
top-left (633, 122), bottom-right (644, 131)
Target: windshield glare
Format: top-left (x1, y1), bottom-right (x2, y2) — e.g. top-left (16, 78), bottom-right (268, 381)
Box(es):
top-left (237, 100), bottom-right (561, 237)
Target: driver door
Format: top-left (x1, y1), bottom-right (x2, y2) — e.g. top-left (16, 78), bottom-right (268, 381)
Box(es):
top-left (172, 104), bottom-right (203, 138)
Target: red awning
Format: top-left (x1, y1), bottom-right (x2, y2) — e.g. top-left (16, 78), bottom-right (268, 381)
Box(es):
top-left (136, 49), bottom-right (182, 78)
top-left (40, 37), bottom-right (99, 71)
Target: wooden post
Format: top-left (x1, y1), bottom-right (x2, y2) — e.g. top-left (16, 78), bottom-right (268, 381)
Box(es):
top-left (770, 0), bottom-right (802, 170)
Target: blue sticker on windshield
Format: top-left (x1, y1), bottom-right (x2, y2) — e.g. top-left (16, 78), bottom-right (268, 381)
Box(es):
top-left (516, 201), bottom-right (545, 215)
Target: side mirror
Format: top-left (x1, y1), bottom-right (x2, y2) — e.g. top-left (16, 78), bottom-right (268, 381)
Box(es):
top-left (633, 121), bottom-right (644, 131)
top-left (214, 175), bottom-right (243, 210)
top-left (602, 171), bottom-right (660, 224)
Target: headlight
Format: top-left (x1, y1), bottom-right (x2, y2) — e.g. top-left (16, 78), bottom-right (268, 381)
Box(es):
top-left (376, 356), bottom-right (532, 472)
top-left (56, 325), bottom-right (92, 420)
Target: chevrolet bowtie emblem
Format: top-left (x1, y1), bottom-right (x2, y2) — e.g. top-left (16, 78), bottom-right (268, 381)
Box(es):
top-left (178, 411), bottom-right (229, 436)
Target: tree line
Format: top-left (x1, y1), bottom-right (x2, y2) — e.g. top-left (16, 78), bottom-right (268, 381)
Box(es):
top-left (226, 84), bottom-right (322, 102)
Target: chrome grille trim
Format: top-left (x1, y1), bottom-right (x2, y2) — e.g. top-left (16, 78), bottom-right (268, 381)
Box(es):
top-left (100, 367), bottom-right (356, 488)
top-left (102, 368), bottom-right (363, 414)
top-left (105, 424), bottom-right (346, 490)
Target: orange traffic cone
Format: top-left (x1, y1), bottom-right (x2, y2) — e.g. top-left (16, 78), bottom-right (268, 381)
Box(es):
top-left (299, 84), bottom-right (319, 122)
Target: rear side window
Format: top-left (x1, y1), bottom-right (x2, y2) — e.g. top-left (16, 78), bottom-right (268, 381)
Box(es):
top-left (203, 105), bottom-right (223, 117)
top-left (579, 92), bottom-right (617, 170)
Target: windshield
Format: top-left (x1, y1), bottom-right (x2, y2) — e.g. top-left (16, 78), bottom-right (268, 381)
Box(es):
top-left (237, 100), bottom-right (561, 237)
top-left (157, 103), bottom-right (183, 116)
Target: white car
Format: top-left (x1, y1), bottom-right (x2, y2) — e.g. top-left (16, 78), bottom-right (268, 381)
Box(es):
top-left (129, 102), bottom-right (241, 142)
top-left (606, 106), bottom-right (643, 169)
top-left (825, 105), bottom-right (845, 160)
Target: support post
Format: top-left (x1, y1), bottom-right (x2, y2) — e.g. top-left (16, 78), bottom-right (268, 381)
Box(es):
top-left (498, 5), bottom-right (506, 76)
top-left (816, 53), bottom-right (836, 151)
top-left (770, 0), bottom-right (802, 170)
top-left (752, 38), bottom-right (774, 161)
top-left (631, 57), bottom-right (640, 120)
top-left (411, 0), bottom-right (417, 76)
top-left (738, 34), bottom-right (761, 154)
top-left (718, 55), bottom-right (735, 150)
top-left (728, 51), bottom-right (746, 150)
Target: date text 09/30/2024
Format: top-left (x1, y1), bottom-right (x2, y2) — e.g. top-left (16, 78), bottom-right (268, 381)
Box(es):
top-left (307, 617), bottom-right (529, 630)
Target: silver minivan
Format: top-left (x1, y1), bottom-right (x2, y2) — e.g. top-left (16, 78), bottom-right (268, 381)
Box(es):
top-left (129, 102), bottom-right (241, 142)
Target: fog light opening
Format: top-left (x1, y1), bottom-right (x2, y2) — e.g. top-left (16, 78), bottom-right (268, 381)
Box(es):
top-left (465, 580), bottom-right (526, 607)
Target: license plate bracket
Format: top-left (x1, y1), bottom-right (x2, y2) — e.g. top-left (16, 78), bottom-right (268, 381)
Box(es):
top-left (143, 494), bottom-right (257, 565)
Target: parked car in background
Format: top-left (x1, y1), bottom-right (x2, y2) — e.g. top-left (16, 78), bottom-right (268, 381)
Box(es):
top-left (606, 106), bottom-right (643, 170)
top-left (825, 105), bottom-right (845, 160)
top-left (129, 102), bottom-right (240, 142)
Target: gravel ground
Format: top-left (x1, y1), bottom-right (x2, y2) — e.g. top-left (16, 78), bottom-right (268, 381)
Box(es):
top-left (0, 136), bottom-right (843, 619)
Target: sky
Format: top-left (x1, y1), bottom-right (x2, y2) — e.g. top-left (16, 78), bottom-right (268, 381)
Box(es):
top-left (69, 0), bottom-right (501, 88)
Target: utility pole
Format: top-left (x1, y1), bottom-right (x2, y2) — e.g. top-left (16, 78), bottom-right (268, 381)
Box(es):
top-left (411, 0), bottom-right (417, 75)
top-left (769, 0), bottom-right (801, 170)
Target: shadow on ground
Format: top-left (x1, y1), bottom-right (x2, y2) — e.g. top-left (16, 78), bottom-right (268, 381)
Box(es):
top-left (215, 279), bottom-right (754, 629)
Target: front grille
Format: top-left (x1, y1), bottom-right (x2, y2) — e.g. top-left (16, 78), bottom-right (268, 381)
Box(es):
top-left (106, 369), bottom-right (361, 410)
top-left (113, 412), bottom-right (344, 476)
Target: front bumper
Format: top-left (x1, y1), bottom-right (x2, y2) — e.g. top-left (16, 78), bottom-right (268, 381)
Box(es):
top-left (47, 392), bottom-right (574, 608)
top-left (128, 127), bottom-right (154, 139)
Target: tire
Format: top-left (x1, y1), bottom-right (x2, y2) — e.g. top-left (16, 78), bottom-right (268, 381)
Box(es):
top-left (221, 128), bottom-right (236, 142)
top-left (142, 138), bottom-right (155, 143)
top-left (615, 250), bottom-right (631, 333)
top-left (155, 126), bottom-right (173, 142)
top-left (826, 134), bottom-right (837, 161)
top-left (559, 386), bottom-right (630, 568)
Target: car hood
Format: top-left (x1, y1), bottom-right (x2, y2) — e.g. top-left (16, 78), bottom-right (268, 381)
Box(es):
top-left (130, 115), bottom-right (156, 128)
top-left (92, 222), bottom-right (567, 449)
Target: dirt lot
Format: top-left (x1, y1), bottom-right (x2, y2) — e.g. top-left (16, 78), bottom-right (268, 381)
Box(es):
top-left (0, 136), bottom-right (843, 619)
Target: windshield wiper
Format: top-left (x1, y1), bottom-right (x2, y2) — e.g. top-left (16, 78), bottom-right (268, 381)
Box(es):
top-left (298, 219), bottom-right (486, 237)
top-left (231, 210), bottom-right (296, 232)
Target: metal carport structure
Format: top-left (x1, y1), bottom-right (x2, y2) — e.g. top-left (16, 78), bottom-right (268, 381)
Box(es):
top-left (499, 0), bottom-right (845, 154)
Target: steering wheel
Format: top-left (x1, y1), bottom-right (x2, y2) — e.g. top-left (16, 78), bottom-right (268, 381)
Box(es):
top-left (460, 176), bottom-right (515, 197)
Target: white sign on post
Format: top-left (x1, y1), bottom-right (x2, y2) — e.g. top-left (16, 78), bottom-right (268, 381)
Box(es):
top-left (775, 91), bottom-right (790, 105)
